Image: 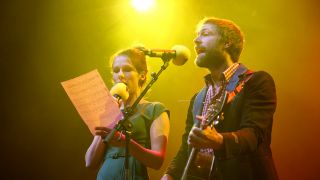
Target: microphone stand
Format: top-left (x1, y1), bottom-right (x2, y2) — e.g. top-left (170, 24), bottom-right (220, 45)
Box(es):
top-left (104, 55), bottom-right (172, 180)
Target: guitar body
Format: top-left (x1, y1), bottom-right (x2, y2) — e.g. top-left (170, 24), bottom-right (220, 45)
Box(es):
top-left (186, 152), bottom-right (215, 180)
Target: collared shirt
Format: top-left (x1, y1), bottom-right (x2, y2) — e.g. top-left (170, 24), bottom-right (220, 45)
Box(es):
top-left (195, 63), bottom-right (240, 170)
top-left (201, 63), bottom-right (239, 118)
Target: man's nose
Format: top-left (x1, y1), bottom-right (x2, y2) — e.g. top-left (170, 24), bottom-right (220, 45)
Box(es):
top-left (193, 36), bottom-right (201, 44)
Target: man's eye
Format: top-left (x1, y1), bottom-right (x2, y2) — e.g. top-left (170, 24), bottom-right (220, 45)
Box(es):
top-left (202, 32), bottom-right (210, 36)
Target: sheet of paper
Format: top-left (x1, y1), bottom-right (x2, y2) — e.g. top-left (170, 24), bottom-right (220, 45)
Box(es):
top-left (61, 69), bottom-right (122, 135)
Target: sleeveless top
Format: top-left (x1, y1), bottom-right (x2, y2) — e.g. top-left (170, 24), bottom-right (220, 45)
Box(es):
top-left (97, 102), bottom-right (169, 180)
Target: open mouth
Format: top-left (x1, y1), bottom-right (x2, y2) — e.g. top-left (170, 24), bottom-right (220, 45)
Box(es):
top-left (115, 81), bottom-right (127, 86)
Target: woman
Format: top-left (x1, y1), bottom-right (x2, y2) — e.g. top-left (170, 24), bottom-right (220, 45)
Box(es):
top-left (85, 48), bottom-right (170, 180)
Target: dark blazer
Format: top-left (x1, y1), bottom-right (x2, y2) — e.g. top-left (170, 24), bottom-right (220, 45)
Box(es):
top-left (165, 64), bottom-right (278, 180)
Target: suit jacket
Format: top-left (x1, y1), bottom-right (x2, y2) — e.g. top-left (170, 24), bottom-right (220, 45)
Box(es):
top-left (165, 64), bottom-right (278, 180)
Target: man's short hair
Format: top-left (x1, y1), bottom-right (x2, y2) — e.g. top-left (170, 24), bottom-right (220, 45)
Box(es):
top-left (198, 17), bottom-right (244, 62)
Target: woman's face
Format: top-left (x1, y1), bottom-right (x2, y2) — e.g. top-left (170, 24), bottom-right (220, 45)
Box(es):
top-left (112, 55), bottom-right (141, 96)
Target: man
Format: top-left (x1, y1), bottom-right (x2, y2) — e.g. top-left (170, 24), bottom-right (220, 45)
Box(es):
top-left (162, 17), bottom-right (278, 180)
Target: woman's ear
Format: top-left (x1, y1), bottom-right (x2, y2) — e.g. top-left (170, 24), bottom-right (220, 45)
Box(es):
top-left (138, 72), bottom-right (146, 87)
top-left (224, 41), bottom-right (232, 49)
top-left (139, 73), bottom-right (146, 81)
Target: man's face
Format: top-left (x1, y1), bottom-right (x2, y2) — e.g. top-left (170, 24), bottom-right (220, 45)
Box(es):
top-left (194, 23), bottom-right (225, 68)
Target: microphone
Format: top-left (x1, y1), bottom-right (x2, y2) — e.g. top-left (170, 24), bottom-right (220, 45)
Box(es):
top-left (139, 45), bottom-right (191, 66)
top-left (110, 83), bottom-right (129, 103)
top-left (104, 83), bottom-right (128, 144)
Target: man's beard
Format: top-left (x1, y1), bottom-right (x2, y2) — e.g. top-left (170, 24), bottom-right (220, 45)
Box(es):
top-left (195, 49), bottom-right (225, 68)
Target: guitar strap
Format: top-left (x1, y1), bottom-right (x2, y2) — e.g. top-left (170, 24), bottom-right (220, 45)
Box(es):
top-left (193, 67), bottom-right (254, 124)
top-left (208, 69), bottom-right (254, 179)
top-left (227, 69), bottom-right (254, 103)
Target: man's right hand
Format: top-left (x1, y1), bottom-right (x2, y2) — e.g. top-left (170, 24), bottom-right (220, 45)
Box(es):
top-left (188, 125), bottom-right (224, 150)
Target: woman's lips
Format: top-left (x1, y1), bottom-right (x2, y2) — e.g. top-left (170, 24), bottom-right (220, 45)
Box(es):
top-left (115, 81), bottom-right (127, 86)
top-left (195, 47), bottom-right (205, 54)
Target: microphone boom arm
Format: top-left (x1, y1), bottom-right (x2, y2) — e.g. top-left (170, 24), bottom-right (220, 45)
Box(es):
top-left (137, 47), bottom-right (177, 64)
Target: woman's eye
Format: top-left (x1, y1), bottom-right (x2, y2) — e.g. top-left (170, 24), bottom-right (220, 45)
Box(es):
top-left (113, 65), bottom-right (135, 73)
top-left (113, 67), bottom-right (120, 73)
top-left (122, 66), bottom-right (133, 72)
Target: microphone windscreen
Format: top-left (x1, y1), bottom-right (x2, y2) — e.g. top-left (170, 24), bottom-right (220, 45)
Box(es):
top-left (171, 45), bottom-right (190, 66)
top-left (110, 83), bottom-right (129, 101)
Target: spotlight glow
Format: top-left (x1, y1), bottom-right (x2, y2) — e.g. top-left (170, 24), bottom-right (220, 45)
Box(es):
top-left (131, 0), bottom-right (155, 12)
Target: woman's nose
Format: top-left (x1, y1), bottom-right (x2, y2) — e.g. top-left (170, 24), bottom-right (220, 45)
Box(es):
top-left (117, 69), bottom-right (125, 80)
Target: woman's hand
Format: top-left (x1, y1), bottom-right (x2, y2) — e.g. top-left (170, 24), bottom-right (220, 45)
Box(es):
top-left (94, 126), bottom-right (126, 147)
top-left (161, 174), bottom-right (173, 180)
